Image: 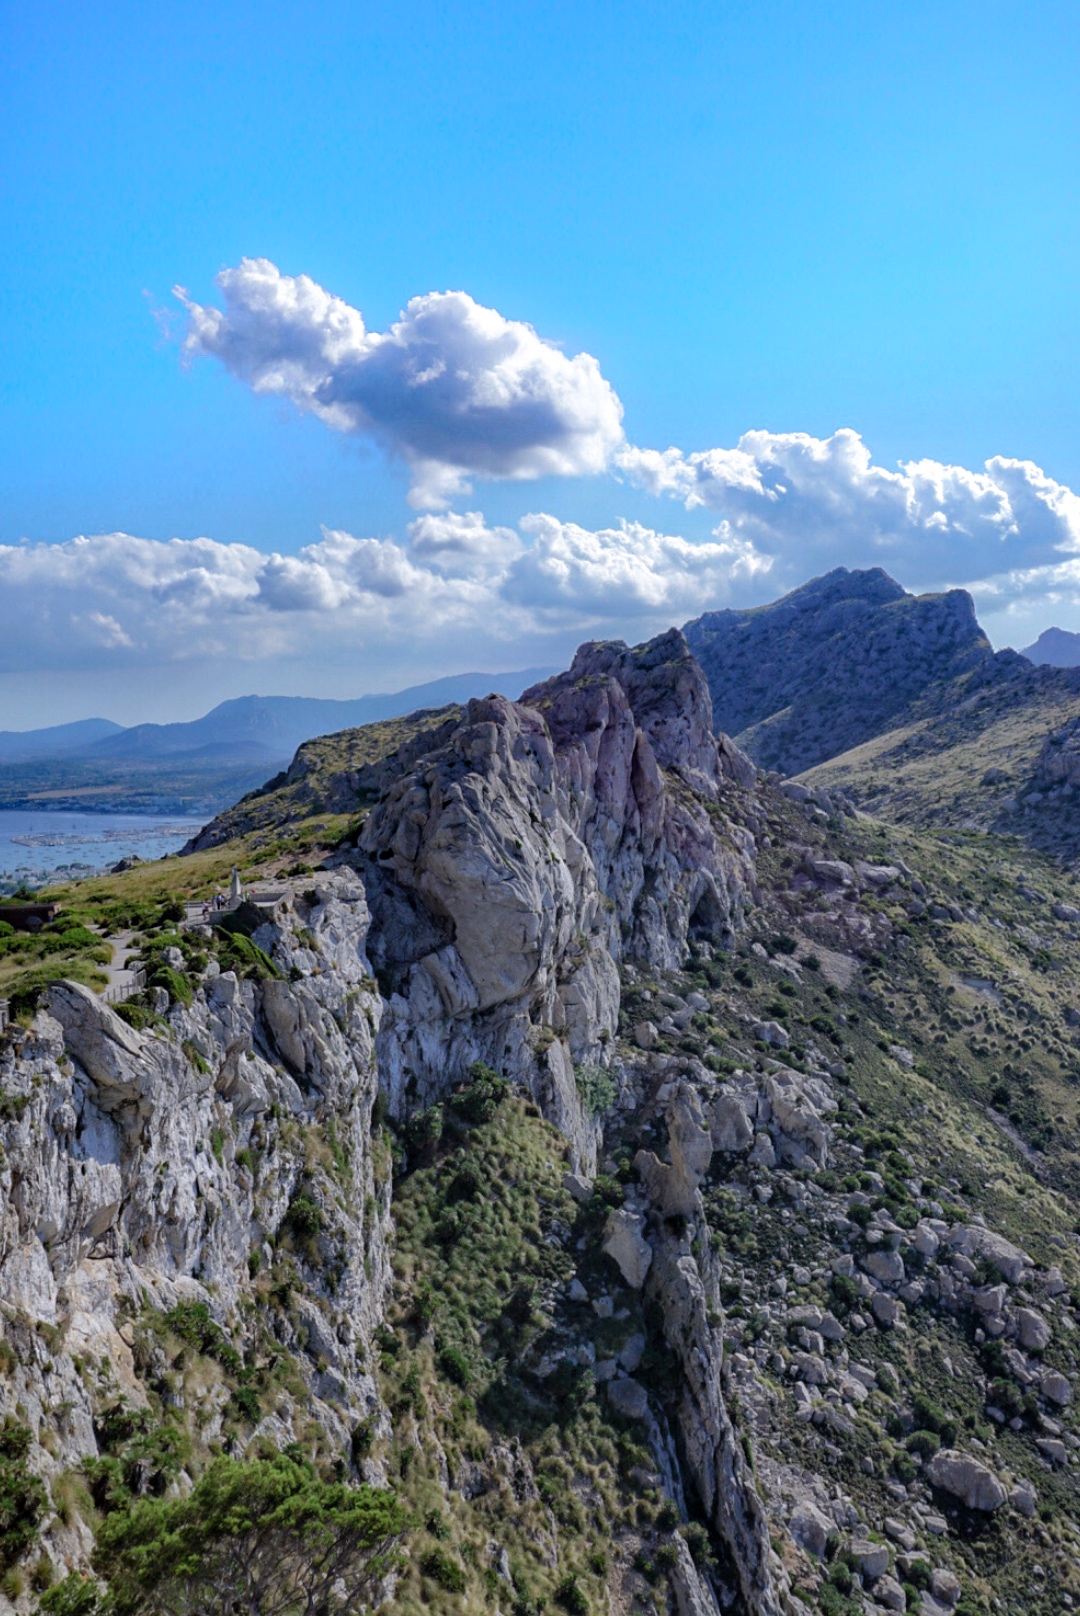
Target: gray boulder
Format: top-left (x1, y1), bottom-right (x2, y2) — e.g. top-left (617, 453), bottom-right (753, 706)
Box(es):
top-left (849, 1540), bottom-right (890, 1581)
top-left (1015, 1307), bottom-right (1051, 1352)
top-left (607, 1377), bottom-right (649, 1420)
top-left (711, 1089), bottom-right (754, 1153)
top-left (602, 1208), bottom-right (653, 1289)
top-left (788, 1499), bottom-right (832, 1557)
top-left (925, 1450), bottom-right (1006, 1511)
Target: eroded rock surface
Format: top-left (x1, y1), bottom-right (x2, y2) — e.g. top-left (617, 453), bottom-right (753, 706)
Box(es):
top-left (358, 629), bottom-right (756, 1169)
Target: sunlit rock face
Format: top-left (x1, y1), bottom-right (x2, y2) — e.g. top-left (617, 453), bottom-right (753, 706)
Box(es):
top-left (0, 875), bottom-right (391, 1541)
top-left (358, 629), bottom-right (757, 1169)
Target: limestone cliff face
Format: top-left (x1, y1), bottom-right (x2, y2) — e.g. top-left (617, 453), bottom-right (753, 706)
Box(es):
top-left (4, 625), bottom-right (1077, 1616)
top-left (0, 628), bottom-right (770, 1608)
top-left (355, 630), bottom-right (757, 1170)
top-left (0, 874), bottom-right (390, 1588)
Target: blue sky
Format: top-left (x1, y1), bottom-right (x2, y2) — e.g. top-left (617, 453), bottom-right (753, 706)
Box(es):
top-left (2, 0), bottom-right (1079, 724)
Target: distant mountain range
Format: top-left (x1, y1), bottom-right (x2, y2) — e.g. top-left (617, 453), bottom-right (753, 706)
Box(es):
top-left (1020, 626), bottom-right (1080, 667)
top-left (0, 668), bottom-right (556, 813)
top-left (0, 717), bottom-right (126, 764)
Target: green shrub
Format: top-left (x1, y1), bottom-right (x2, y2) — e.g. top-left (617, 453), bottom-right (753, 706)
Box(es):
top-left (114, 1001), bottom-right (160, 1031)
top-left (147, 966), bottom-right (194, 1008)
top-left (555, 1573), bottom-right (589, 1615)
top-left (875, 1363), bottom-right (899, 1394)
top-left (284, 1194), bottom-right (324, 1241)
top-left (229, 1386), bottom-right (261, 1425)
top-left (987, 1378), bottom-right (1024, 1419)
top-left (451, 1063), bottom-right (508, 1124)
top-left (654, 1498), bottom-right (679, 1533)
top-left (162, 1303), bottom-right (243, 1377)
top-left (421, 1547), bottom-right (467, 1592)
top-left (404, 1105), bottom-right (443, 1158)
top-left (38, 1573), bottom-right (101, 1614)
top-left (828, 1560), bottom-right (853, 1594)
top-left (911, 1395), bottom-right (956, 1444)
top-left (0, 1417), bottom-right (46, 1567)
top-left (575, 1063), bottom-right (616, 1117)
top-left (93, 1454), bottom-right (406, 1615)
top-left (447, 1164), bottom-right (482, 1202)
top-left (682, 1522), bottom-right (712, 1566)
top-left (906, 1429), bottom-right (941, 1459)
top-left (214, 931), bottom-right (281, 982)
top-left (438, 1345), bottom-right (471, 1387)
top-left (633, 1552), bottom-right (659, 1584)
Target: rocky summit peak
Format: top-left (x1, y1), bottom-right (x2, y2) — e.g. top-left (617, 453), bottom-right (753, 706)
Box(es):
top-left (684, 567), bottom-right (993, 775)
top-left (526, 626), bottom-right (720, 795)
top-left (358, 629), bottom-right (756, 1147)
top-left (768, 565), bottom-right (909, 613)
top-left (1021, 625), bottom-right (1080, 667)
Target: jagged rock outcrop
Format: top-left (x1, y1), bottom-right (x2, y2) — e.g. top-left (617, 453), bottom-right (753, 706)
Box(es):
top-left (628, 1084), bottom-right (792, 1616)
top-left (355, 629), bottom-right (757, 1170)
top-left (1032, 713), bottom-right (1080, 794)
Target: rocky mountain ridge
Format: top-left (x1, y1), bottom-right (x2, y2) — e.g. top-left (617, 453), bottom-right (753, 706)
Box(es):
top-left (683, 569), bottom-right (1005, 778)
top-left (685, 567), bottom-right (1080, 865)
top-left (0, 628), bottom-right (1077, 1616)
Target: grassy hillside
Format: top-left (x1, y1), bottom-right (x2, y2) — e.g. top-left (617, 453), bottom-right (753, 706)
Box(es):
top-left (800, 664), bottom-right (1080, 862)
top-left (188, 706), bottom-right (463, 850)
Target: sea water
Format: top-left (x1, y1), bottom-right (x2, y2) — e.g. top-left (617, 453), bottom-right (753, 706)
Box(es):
top-left (0, 809), bottom-right (206, 889)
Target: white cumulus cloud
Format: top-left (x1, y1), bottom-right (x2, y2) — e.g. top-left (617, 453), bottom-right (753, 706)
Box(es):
top-left (618, 429), bottom-right (1080, 588)
top-left (503, 515), bottom-right (771, 620)
top-left (407, 510), bottom-right (523, 575)
top-left (177, 259), bottom-right (625, 509)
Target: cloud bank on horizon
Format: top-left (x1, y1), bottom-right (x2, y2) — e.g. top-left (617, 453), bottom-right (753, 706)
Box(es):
top-left (0, 517), bottom-right (766, 676)
top-left (6, 257), bottom-right (1080, 714)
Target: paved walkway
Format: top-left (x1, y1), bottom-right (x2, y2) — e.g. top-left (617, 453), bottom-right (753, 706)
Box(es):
top-left (94, 928), bottom-right (145, 1004)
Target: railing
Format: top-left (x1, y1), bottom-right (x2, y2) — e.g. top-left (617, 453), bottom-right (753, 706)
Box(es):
top-left (182, 889), bottom-right (287, 929)
top-left (102, 968), bottom-right (146, 1007)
